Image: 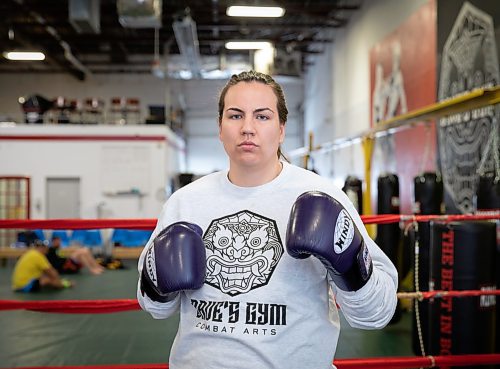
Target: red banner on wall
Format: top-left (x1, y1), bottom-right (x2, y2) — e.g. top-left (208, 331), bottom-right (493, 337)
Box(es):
top-left (369, 0), bottom-right (437, 214)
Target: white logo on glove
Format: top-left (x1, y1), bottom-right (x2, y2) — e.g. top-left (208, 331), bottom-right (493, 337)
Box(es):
top-left (146, 246), bottom-right (158, 287)
top-left (333, 209), bottom-right (354, 253)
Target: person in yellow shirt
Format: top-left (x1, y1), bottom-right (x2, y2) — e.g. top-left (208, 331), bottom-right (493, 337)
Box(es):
top-left (12, 240), bottom-right (73, 292)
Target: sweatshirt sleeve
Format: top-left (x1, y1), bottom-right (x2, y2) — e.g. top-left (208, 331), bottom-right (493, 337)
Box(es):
top-left (136, 197), bottom-right (182, 320)
top-left (328, 189), bottom-right (399, 330)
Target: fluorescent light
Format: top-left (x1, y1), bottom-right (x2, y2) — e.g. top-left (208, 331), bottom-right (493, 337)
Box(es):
top-left (225, 41), bottom-right (273, 50)
top-left (227, 6), bottom-right (285, 17)
top-left (3, 51), bottom-right (46, 61)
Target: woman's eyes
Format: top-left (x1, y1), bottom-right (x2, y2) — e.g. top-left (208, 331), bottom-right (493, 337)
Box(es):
top-left (227, 113), bottom-right (271, 121)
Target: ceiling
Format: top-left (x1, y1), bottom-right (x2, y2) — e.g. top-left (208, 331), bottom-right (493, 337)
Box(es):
top-left (0, 0), bottom-right (361, 81)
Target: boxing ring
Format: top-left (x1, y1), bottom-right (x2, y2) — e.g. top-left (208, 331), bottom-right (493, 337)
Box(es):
top-left (1, 213), bottom-right (498, 369)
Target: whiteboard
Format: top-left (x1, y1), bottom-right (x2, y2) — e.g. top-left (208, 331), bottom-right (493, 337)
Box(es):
top-left (101, 145), bottom-right (151, 194)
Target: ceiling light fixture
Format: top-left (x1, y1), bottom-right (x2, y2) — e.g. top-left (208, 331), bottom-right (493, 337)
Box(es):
top-left (3, 51), bottom-right (46, 61)
top-left (225, 41), bottom-right (273, 50)
top-left (226, 6), bottom-right (285, 18)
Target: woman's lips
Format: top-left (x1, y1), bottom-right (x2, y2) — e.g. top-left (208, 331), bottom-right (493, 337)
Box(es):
top-left (239, 141), bottom-right (258, 150)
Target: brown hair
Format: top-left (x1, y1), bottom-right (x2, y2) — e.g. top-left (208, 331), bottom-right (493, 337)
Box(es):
top-left (218, 70), bottom-right (289, 160)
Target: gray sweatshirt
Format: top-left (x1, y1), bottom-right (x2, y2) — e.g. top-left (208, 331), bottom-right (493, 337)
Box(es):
top-left (137, 161), bottom-right (398, 369)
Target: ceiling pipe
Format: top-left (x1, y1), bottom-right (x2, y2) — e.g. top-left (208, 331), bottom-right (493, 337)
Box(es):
top-left (13, 0), bottom-right (92, 81)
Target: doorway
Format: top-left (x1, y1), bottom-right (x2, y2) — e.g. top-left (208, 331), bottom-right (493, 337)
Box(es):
top-left (46, 178), bottom-right (80, 218)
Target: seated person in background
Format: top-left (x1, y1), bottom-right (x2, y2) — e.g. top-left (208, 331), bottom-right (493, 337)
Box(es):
top-left (12, 240), bottom-right (74, 292)
top-left (47, 236), bottom-right (105, 275)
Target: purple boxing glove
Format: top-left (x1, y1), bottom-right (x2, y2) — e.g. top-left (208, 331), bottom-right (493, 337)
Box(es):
top-left (286, 191), bottom-right (373, 291)
top-left (141, 221), bottom-right (206, 302)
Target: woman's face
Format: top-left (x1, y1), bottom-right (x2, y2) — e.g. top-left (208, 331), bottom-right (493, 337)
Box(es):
top-left (219, 81), bottom-right (285, 171)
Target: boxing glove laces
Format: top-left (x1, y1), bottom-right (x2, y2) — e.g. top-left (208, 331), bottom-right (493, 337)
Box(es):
top-left (286, 191), bottom-right (373, 291)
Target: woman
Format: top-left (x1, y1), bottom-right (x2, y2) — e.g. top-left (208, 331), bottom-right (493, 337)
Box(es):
top-left (137, 71), bottom-right (398, 369)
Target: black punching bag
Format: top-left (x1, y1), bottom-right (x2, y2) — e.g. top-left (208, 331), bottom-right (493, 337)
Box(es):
top-left (475, 173), bottom-right (500, 357)
top-left (475, 174), bottom-right (500, 211)
top-left (428, 221), bottom-right (496, 369)
top-left (376, 173), bottom-right (402, 323)
top-left (342, 176), bottom-right (363, 214)
top-left (411, 172), bottom-right (444, 355)
top-left (414, 172), bottom-right (444, 215)
top-left (376, 174), bottom-right (401, 266)
top-left (178, 173), bottom-right (194, 188)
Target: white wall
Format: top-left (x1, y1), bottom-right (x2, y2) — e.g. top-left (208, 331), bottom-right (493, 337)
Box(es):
top-left (303, 0), bottom-right (429, 186)
top-left (0, 124), bottom-right (184, 219)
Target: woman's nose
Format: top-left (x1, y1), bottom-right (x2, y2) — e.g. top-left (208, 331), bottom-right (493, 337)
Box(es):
top-left (241, 117), bottom-right (256, 135)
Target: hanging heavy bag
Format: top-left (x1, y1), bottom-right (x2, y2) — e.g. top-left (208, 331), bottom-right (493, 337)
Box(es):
top-left (475, 173), bottom-right (499, 355)
top-left (342, 175), bottom-right (363, 214)
top-left (475, 173), bottom-right (500, 211)
top-left (410, 172), bottom-right (444, 356)
top-left (376, 173), bottom-right (401, 267)
top-left (428, 221), bottom-right (496, 369)
top-left (375, 173), bottom-right (402, 324)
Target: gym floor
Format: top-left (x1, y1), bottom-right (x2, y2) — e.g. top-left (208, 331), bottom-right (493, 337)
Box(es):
top-left (0, 259), bottom-right (413, 368)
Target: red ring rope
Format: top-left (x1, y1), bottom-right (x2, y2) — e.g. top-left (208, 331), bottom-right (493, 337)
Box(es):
top-left (0, 299), bottom-right (139, 313)
top-left (398, 289), bottom-right (500, 300)
top-left (0, 218), bottom-right (157, 230)
top-left (335, 353), bottom-right (500, 368)
top-left (5, 353), bottom-right (500, 369)
top-left (0, 212), bottom-right (497, 230)
top-left (1, 287), bottom-right (499, 313)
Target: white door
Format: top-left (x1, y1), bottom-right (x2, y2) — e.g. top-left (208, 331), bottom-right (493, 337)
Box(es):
top-left (46, 178), bottom-right (80, 218)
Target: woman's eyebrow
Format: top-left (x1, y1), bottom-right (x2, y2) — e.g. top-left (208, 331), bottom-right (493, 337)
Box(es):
top-left (225, 107), bottom-right (274, 113)
top-left (226, 107), bottom-right (244, 113)
top-left (254, 108), bottom-right (274, 113)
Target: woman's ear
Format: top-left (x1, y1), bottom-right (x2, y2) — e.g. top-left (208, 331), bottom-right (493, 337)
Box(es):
top-left (279, 123), bottom-right (285, 143)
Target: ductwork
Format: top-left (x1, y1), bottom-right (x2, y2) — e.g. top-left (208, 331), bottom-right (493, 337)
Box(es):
top-left (69, 0), bottom-right (101, 34)
top-left (173, 15), bottom-right (202, 78)
top-left (117, 0), bottom-right (162, 28)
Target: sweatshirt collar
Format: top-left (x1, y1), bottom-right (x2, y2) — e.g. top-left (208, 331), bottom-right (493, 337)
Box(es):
top-left (221, 161), bottom-right (290, 195)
